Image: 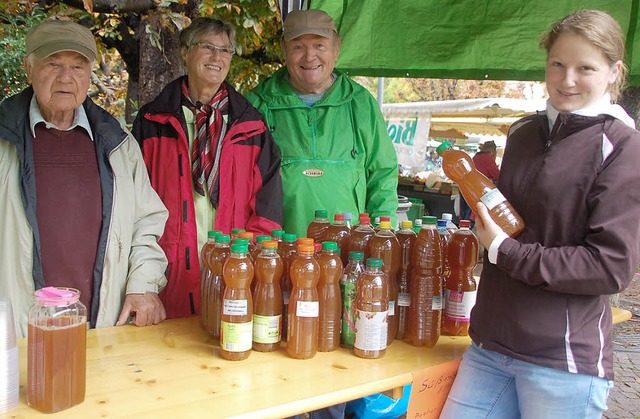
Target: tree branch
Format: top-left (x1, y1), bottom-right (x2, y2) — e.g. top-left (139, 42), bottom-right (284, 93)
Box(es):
top-left (58, 0), bottom-right (155, 14)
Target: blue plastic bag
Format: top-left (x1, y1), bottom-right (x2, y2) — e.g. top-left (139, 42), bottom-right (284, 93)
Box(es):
top-left (345, 384), bottom-right (412, 419)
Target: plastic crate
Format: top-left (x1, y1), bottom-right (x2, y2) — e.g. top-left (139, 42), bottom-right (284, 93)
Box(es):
top-left (406, 198), bottom-right (425, 224)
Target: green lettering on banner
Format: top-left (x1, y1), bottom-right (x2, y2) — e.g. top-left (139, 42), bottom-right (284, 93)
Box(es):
top-left (402, 117), bottom-right (417, 146)
top-left (386, 118), bottom-right (418, 146)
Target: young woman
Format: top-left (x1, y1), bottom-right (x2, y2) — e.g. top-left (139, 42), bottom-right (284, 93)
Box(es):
top-left (442, 10), bottom-right (640, 418)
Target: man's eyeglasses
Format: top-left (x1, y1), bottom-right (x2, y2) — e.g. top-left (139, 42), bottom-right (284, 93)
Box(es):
top-left (193, 42), bottom-right (235, 57)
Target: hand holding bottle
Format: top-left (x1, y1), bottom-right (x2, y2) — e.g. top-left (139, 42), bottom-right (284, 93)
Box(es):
top-left (474, 202), bottom-right (507, 250)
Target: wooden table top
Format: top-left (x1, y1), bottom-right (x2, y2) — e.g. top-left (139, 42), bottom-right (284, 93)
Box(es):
top-left (8, 317), bottom-right (471, 418)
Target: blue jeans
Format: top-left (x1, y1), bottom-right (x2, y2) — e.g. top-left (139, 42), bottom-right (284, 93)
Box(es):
top-left (440, 343), bottom-right (613, 419)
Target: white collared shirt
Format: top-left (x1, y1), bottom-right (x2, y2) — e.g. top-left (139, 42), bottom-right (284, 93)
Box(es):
top-left (29, 96), bottom-right (94, 141)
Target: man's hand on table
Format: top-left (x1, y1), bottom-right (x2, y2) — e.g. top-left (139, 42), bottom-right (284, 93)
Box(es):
top-left (116, 292), bottom-right (167, 327)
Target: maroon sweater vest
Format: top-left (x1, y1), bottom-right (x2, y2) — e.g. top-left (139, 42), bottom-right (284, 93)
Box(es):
top-left (32, 124), bottom-right (102, 315)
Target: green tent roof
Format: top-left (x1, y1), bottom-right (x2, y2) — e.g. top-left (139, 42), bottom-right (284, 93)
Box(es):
top-left (312, 0), bottom-right (639, 85)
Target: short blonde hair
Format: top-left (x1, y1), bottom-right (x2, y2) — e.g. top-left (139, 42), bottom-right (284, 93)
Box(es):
top-left (539, 10), bottom-right (628, 100)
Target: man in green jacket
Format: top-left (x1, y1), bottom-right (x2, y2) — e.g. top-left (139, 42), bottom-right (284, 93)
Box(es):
top-left (247, 9), bottom-right (398, 238)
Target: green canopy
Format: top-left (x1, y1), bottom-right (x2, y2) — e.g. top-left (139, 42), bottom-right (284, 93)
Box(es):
top-left (312, 0), bottom-right (639, 85)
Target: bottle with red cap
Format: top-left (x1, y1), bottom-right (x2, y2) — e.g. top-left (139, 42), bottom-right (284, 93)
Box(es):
top-left (368, 220), bottom-right (401, 346)
top-left (442, 220), bottom-right (478, 336)
top-left (307, 210), bottom-right (331, 243)
top-left (220, 243), bottom-right (254, 361)
top-left (354, 258), bottom-right (389, 359)
top-left (348, 213), bottom-right (375, 259)
top-left (317, 241), bottom-right (343, 352)
top-left (407, 216), bottom-right (442, 348)
top-left (287, 243), bottom-right (320, 359)
top-left (323, 213), bottom-right (351, 266)
top-left (252, 240), bottom-right (283, 351)
top-left (395, 220), bottom-right (416, 340)
top-left (436, 141), bottom-right (524, 237)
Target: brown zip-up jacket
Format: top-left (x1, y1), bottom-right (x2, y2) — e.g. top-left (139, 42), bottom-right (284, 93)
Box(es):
top-left (470, 110), bottom-right (640, 380)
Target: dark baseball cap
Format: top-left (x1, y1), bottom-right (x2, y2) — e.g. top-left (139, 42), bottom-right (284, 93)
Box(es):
top-left (26, 20), bottom-right (97, 61)
top-left (283, 10), bottom-right (337, 41)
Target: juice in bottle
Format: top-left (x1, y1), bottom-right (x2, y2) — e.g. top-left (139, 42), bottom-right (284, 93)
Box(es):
top-left (340, 251), bottom-right (365, 348)
top-left (406, 216), bottom-right (442, 348)
top-left (317, 241), bottom-right (343, 352)
top-left (348, 213), bottom-right (375, 259)
top-left (27, 287), bottom-right (86, 413)
top-left (279, 233), bottom-right (297, 341)
top-left (354, 258), bottom-right (389, 359)
top-left (251, 235), bottom-right (272, 264)
top-left (395, 220), bottom-right (416, 340)
top-left (307, 209), bottom-right (331, 243)
top-left (436, 141), bottom-right (524, 237)
top-left (253, 240), bottom-right (284, 351)
top-left (220, 243), bottom-right (254, 361)
top-left (201, 234), bottom-right (231, 338)
top-left (323, 213), bottom-right (351, 266)
top-left (442, 220), bottom-right (478, 336)
top-left (287, 244), bottom-right (320, 359)
top-left (436, 219), bottom-right (451, 330)
top-left (368, 221), bottom-right (400, 346)
top-left (200, 230), bottom-right (220, 331)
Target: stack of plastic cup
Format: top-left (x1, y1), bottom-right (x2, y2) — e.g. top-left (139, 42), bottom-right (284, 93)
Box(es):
top-left (0, 297), bottom-right (18, 413)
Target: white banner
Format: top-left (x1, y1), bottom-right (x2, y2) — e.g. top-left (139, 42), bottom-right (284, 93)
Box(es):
top-left (385, 114), bottom-right (431, 169)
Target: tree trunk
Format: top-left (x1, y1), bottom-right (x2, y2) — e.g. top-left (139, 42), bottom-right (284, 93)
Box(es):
top-left (135, 9), bottom-right (184, 111)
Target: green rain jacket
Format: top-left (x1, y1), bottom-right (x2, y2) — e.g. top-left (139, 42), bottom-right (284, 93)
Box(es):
top-left (247, 68), bottom-right (398, 237)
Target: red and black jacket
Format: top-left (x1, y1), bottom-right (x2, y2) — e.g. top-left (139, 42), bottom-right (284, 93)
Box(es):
top-left (132, 77), bottom-right (283, 318)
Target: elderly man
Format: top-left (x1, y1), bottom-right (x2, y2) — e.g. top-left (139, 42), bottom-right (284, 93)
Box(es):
top-left (132, 17), bottom-right (283, 318)
top-left (247, 9), bottom-right (398, 238)
top-left (0, 20), bottom-right (169, 338)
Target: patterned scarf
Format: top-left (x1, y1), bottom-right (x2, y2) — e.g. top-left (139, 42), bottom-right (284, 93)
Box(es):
top-left (181, 80), bottom-right (229, 204)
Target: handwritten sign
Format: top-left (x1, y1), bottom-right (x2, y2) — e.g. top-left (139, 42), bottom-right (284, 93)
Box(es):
top-left (407, 357), bottom-right (461, 419)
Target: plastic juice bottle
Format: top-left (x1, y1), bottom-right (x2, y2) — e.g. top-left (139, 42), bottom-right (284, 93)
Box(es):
top-left (323, 213), bottom-right (351, 267)
top-left (412, 218), bottom-right (423, 234)
top-left (343, 212), bottom-right (353, 229)
top-left (317, 241), bottom-right (343, 352)
top-left (287, 244), bottom-right (320, 359)
top-left (230, 228), bottom-right (246, 239)
top-left (407, 216), bottom-right (442, 348)
top-left (441, 213), bottom-right (459, 235)
top-left (436, 141), bottom-right (524, 237)
top-left (253, 240), bottom-right (284, 352)
top-left (442, 220), bottom-right (478, 336)
top-left (201, 234), bottom-right (231, 338)
top-left (368, 221), bottom-right (401, 346)
top-left (279, 233), bottom-right (297, 341)
top-left (340, 251), bottom-right (365, 348)
top-left (200, 231), bottom-right (220, 331)
top-left (238, 231), bottom-right (256, 259)
top-left (27, 287), bottom-right (86, 413)
top-left (271, 229), bottom-right (285, 243)
top-left (436, 219), bottom-right (452, 329)
top-left (395, 220), bottom-right (416, 340)
top-left (307, 210), bottom-right (331, 243)
top-left (220, 243), bottom-right (254, 361)
top-left (373, 215), bottom-right (391, 233)
top-left (348, 214), bottom-right (375, 259)
top-left (351, 213), bottom-right (369, 231)
top-left (354, 258), bottom-right (389, 359)
top-left (252, 235), bottom-right (272, 263)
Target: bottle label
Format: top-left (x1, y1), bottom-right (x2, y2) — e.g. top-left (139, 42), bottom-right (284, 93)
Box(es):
top-left (354, 310), bottom-right (388, 351)
top-left (296, 301), bottom-right (319, 318)
top-left (252, 314), bottom-right (281, 343)
top-left (220, 321), bottom-right (253, 351)
top-left (444, 290), bottom-right (477, 320)
top-left (387, 300), bottom-right (396, 316)
top-left (223, 299), bottom-right (248, 316)
top-left (398, 292), bottom-right (410, 307)
top-left (432, 295), bottom-right (443, 310)
top-left (480, 188), bottom-right (506, 211)
top-left (340, 280), bottom-right (357, 347)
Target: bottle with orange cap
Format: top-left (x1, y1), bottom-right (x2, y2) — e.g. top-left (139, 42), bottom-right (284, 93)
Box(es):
top-left (287, 243), bottom-right (320, 359)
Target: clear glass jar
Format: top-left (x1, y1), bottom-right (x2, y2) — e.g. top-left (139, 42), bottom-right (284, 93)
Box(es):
top-left (27, 287), bottom-right (87, 413)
